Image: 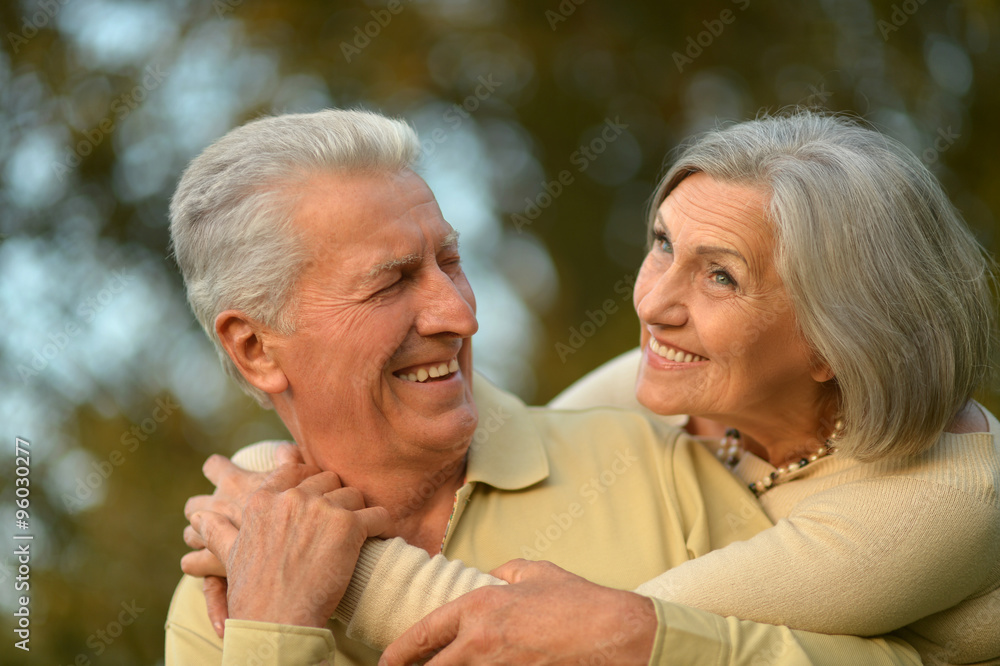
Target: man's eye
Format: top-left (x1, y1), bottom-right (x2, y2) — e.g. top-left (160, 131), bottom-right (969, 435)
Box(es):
top-left (375, 277), bottom-right (403, 295)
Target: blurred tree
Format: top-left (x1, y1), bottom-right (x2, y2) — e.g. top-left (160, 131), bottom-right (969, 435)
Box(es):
top-left (1, 0), bottom-right (997, 663)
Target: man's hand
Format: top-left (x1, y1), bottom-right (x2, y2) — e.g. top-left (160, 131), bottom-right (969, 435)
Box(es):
top-left (379, 559), bottom-right (657, 666)
top-left (190, 464), bottom-right (390, 630)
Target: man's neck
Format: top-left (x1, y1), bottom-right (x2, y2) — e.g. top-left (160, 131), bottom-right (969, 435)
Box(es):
top-left (350, 455), bottom-right (468, 555)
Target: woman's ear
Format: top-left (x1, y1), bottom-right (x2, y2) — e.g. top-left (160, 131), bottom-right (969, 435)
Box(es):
top-left (215, 310), bottom-right (289, 395)
top-left (809, 356), bottom-right (835, 383)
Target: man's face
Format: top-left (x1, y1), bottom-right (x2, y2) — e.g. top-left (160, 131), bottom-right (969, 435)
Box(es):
top-left (267, 169), bottom-right (479, 472)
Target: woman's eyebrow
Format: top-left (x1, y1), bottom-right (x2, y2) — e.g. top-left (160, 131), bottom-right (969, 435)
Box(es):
top-left (695, 245), bottom-right (748, 267)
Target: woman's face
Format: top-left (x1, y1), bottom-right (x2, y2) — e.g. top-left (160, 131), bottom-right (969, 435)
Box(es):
top-left (633, 172), bottom-right (829, 426)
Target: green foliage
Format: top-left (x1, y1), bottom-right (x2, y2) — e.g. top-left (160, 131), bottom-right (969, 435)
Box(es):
top-left (1, 0), bottom-right (997, 662)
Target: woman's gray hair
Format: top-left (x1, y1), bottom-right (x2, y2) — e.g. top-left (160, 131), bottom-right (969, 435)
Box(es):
top-left (170, 109), bottom-right (420, 407)
top-left (650, 110), bottom-right (996, 461)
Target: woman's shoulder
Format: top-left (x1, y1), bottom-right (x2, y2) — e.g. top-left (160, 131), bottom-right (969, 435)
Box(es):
top-left (944, 400), bottom-right (991, 434)
top-left (863, 402), bottom-right (999, 508)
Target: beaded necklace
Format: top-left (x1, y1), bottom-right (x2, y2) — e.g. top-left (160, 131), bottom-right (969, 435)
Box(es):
top-left (715, 422), bottom-right (841, 497)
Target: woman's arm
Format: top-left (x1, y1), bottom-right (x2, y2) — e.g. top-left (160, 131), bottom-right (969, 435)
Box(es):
top-left (637, 476), bottom-right (1000, 635)
top-left (375, 559), bottom-right (925, 666)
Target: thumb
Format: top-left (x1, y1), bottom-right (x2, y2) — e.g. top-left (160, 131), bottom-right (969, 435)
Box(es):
top-left (192, 511), bottom-right (239, 566)
top-left (380, 601), bottom-right (464, 666)
top-left (203, 576), bottom-right (229, 639)
top-left (488, 558), bottom-right (561, 584)
top-left (275, 442), bottom-right (304, 467)
top-left (357, 506), bottom-right (392, 538)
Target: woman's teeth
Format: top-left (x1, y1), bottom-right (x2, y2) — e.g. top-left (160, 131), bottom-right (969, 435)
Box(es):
top-left (401, 358), bottom-right (461, 383)
top-left (649, 338), bottom-right (706, 363)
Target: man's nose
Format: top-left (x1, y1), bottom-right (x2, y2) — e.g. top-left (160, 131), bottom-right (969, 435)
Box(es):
top-left (416, 269), bottom-right (478, 338)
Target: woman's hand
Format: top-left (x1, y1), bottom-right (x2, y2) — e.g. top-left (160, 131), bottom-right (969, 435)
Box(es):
top-left (379, 559), bottom-right (657, 666)
top-left (189, 465), bottom-right (391, 631)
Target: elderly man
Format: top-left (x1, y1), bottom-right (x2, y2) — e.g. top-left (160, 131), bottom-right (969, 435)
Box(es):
top-left (164, 110), bottom-right (921, 665)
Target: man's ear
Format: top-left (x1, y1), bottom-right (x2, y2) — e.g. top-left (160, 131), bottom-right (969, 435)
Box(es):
top-left (215, 310), bottom-right (289, 395)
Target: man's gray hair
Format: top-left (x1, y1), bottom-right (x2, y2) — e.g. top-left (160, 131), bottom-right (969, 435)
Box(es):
top-left (169, 109), bottom-right (420, 406)
top-left (650, 110), bottom-right (996, 461)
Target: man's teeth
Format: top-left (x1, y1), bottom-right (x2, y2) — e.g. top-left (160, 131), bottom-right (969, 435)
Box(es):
top-left (402, 359), bottom-right (461, 383)
top-left (649, 338), bottom-right (706, 363)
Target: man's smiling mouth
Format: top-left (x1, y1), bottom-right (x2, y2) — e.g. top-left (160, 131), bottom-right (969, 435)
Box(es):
top-left (394, 357), bottom-right (461, 383)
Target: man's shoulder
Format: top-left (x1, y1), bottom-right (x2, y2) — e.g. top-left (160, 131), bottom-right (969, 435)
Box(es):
top-left (165, 575), bottom-right (223, 651)
top-left (475, 371), bottom-right (683, 448)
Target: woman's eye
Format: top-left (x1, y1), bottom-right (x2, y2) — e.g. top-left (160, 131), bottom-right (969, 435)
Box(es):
top-left (712, 271), bottom-right (735, 287)
top-left (654, 233), bottom-right (673, 254)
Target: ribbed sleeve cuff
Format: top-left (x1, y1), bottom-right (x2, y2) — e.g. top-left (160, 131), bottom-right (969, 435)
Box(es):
top-left (334, 538), bottom-right (393, 624)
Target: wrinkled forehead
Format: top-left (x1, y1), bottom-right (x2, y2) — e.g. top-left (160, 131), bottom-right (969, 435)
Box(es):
top-left (289, 169), bottom-right (456, 279)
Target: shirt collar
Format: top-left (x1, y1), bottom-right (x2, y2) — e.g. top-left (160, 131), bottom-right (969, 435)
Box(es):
top-left (465, 373), bottom-right (550, 491)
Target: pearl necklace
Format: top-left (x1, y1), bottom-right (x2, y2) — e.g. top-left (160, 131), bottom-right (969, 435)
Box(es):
top-left (716, 424), bottom-right (840, 497)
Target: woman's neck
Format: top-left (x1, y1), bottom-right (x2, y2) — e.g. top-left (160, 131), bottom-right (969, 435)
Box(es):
top-left (686, 401), bottom-right (840, 468)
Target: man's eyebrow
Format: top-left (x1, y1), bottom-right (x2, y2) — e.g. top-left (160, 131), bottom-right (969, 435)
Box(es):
top-left (695, 245), bottom-right (748, 266)
top-left (441, 230), bottom-right (460, 251)
top-left (359, 230), bottom-right (462, 287)
top-left (361, 253), bottom-right (421, 287)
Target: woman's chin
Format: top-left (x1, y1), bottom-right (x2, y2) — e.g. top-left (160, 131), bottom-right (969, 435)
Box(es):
top-left (635, 381), bottom-right (689, 418)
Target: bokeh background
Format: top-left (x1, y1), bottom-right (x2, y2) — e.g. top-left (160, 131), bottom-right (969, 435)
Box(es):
top-left (2, 0), bottom-right (998, 663)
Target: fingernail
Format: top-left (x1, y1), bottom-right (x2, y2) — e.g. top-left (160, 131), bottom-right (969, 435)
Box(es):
top-left (214, 621), bottom-right (224, 635)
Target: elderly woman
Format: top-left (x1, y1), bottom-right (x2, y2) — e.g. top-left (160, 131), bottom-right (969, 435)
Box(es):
top-left (190, 112), bottom-right (1000, 665)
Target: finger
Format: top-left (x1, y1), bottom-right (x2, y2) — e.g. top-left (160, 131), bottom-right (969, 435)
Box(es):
top-left (321, 486), bottom-right (364, 511)
top-left (181, 548), bottom-right (227, 578)
top-left (488, 558), bottom-right (536, 583)
top-left (185, 493), bottom-right (220, 520)
top-left (356, 506), bottom-right (392, 538)
top-left (187, 492), bottom-right (242, 527)
top-left (275, 443), bottom-right (305, 466)
top-left (380, 603), bottom-right (465, 666)
top-left (202, 454), bottom-right (241, 489)
top-left (259, 463), bottom-right (317, 493)
top-left (184, 525), bottom-right (206, 549)
top-left (192, 511), bottom-right (239, 565)
top-left (203, 576), bottom-right (229, 639)
top-left (295, 470), bottom-right (345, 495)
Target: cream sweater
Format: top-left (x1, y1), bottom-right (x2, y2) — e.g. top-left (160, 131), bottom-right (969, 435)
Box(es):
top-left (224, 406), bottom-right (1000, 665)
top-left (310, 346), bottom-right (1000, 665)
